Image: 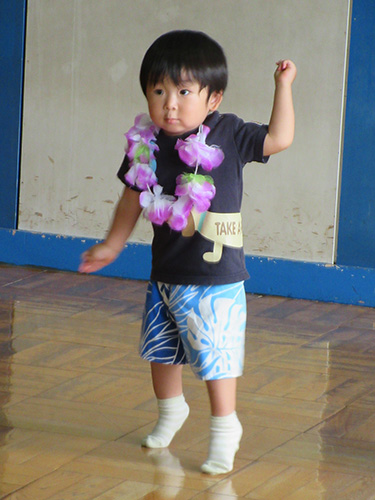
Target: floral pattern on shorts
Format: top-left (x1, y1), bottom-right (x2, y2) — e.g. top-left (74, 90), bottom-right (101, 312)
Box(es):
top-left (140, 281), bottom-right (246, 380)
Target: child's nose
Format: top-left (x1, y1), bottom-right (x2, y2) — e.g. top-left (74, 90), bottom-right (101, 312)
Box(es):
top-left (164, 93), bottom-right (177, 110)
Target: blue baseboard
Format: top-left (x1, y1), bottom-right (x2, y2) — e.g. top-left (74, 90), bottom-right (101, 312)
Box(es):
top-left (0, 228), bottom-right (374, 307)
top-left (245, 256), bottom-right (374, 307)
top-left (0, 228), bottom-right (152, 281)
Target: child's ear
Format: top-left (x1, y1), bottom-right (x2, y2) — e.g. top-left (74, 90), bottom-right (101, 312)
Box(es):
top-left (208, 91), bottom-right (223, 111)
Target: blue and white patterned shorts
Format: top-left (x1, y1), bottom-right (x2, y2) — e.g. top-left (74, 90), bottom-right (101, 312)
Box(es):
top-left (140, 281), bottom-right (246, 380)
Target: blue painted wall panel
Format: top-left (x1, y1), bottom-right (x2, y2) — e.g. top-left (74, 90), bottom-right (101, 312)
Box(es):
top-left (0, 229), bottom-right (152, 281)
top-left (2, 228), bottom-right (375, 307)
top-left (0, 0), bottom-right (27, 228)
top-left (337, 0), bottom-right (375, 266)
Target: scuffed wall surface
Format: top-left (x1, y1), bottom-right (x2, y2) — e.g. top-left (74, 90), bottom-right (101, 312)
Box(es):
top-left (19, 0), bottom-right (350, 263)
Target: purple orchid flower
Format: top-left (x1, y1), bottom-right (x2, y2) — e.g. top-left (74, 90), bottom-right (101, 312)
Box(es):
top-left (175, 174), bottom-right (216, 213)
top-left (175, 124), bottom-right (224, 171)
top-left (140, 185), bottom-right (175, 226)
top-left (169, 195), bottom-right (194, 231)
top-left (125, 114), bottom-right (159, 161)
top-left (125, 162), bottom-right (157, 190)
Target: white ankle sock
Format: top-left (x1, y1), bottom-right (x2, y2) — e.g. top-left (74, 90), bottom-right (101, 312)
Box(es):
top-left (141, 394), bottom-right (189, 448)
top-left (201, 411), bottom-right (243, 475)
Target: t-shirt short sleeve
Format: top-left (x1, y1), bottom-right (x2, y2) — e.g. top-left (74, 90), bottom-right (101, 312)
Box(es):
top-left (232, 116), bottom-right (269, 165)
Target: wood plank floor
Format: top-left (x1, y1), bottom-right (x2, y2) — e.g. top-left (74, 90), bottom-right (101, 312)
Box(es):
top-left (1, 263), bottom-right (375, 499)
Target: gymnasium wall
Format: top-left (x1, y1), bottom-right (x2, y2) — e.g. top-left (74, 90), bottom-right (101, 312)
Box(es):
top-left (4, 0), bottom-right (375, 307)
top-left (18, 0), bottom-right (349, 262)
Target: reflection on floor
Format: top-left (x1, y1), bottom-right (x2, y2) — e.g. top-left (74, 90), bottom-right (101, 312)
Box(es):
top-left (1, 264), bottom-right (375, 499)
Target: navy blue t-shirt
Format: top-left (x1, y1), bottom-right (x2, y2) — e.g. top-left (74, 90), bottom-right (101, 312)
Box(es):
top-left (117, 111), bottom-right (269, 285)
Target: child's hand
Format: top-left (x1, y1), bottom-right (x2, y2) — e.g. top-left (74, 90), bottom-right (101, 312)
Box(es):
top-left (79, 242), bottom-right (119, 273)
top-left (274, 59), bottom-right (297, 86)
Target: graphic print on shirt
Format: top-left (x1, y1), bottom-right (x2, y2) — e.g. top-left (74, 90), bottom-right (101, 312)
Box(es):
top-left (182, 208), bottom-right (243, 263)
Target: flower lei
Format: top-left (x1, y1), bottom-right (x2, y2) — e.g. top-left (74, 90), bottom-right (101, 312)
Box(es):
top-left (124, 113), bottom-right (224, 231)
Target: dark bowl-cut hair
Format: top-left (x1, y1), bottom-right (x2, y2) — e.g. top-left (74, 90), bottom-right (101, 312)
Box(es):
top-left (139, 30), bottom-right (228, 98)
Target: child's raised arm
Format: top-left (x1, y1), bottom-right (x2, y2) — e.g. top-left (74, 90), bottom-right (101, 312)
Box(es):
top-left (79, 187), bottom-right (142, 273)
top-left (263, 59), bottom-right (297, 156)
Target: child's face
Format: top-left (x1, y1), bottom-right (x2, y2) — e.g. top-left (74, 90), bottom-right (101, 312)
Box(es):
top-left (146, 74), bottom-right (222, 136)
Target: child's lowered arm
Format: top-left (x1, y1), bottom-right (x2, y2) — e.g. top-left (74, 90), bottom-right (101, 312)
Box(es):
top-left (79, 187), bottom-right (142, 273)
top-left (263, 59), bottom-right (297, 157)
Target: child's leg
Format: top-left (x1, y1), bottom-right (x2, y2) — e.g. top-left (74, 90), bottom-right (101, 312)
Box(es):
top-left (141, 362), bottom-right (189, 448)
top-left (201, 377), bottom-right (243, 475)
top-left (140, 282), bottom-right (190, 448)
top-left (150, 362), bottom-right (184, 399)
top-left (206, 377), bottom-right (237, 416)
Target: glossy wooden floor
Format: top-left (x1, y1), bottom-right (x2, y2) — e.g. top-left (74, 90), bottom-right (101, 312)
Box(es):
top-left (1, 264), bottom-right (375, 499)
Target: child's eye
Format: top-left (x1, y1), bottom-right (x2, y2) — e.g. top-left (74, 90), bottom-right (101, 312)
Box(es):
top-left (179, 89), bottom-right (190, 96)
top-left (154, 89), bottom-right (164, 96)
